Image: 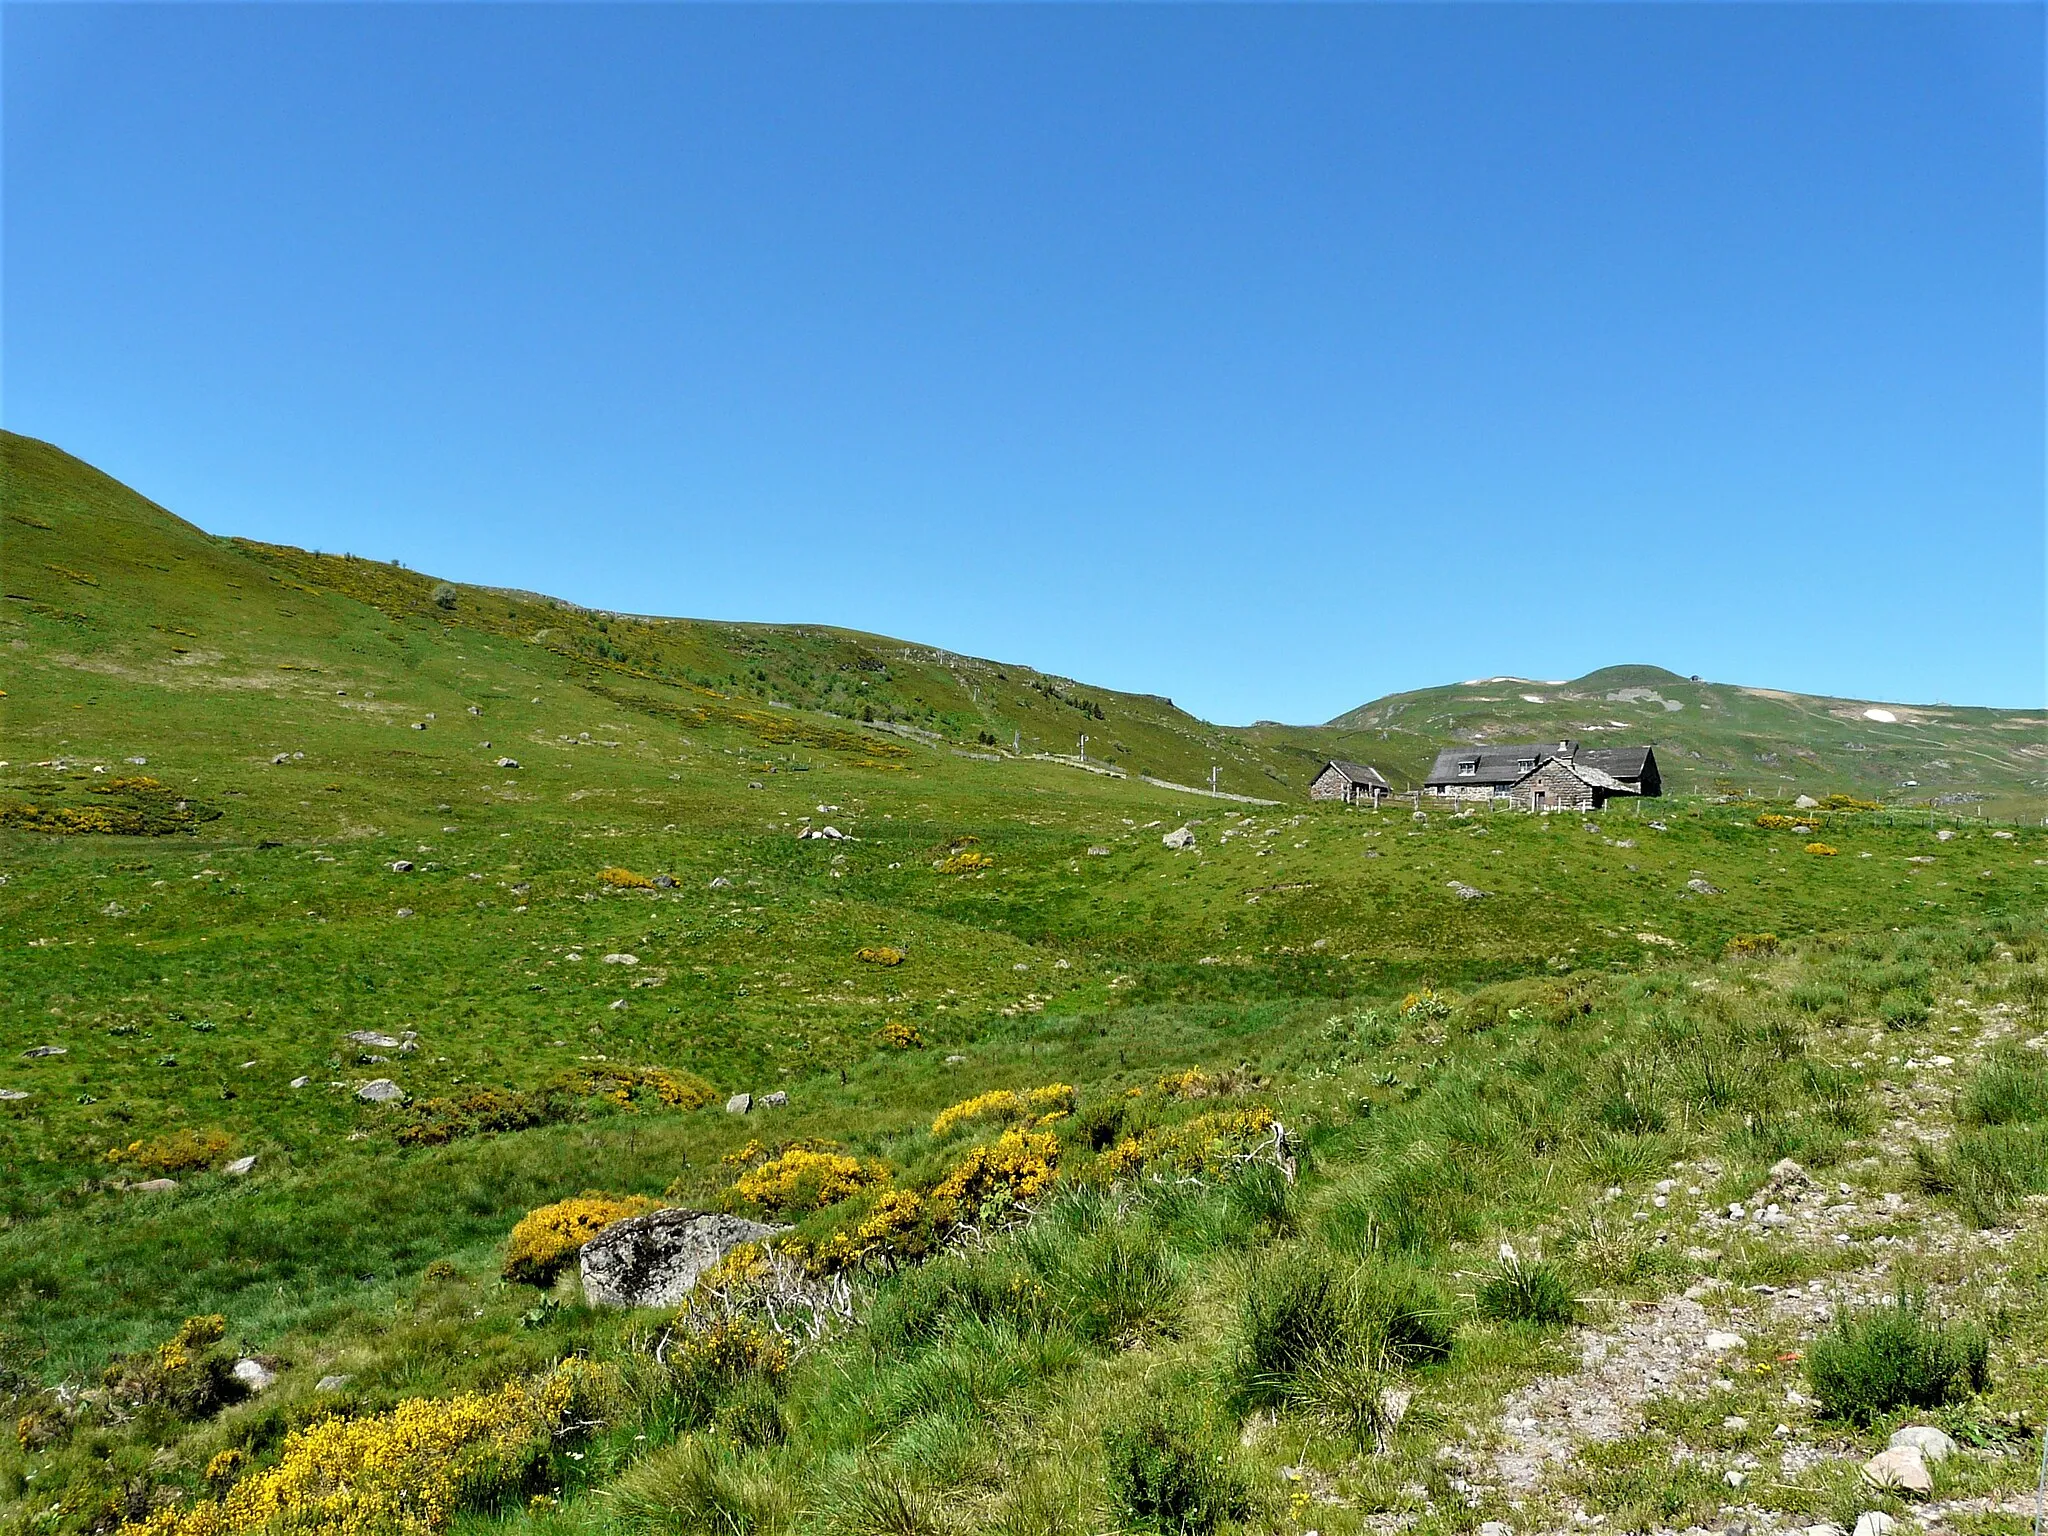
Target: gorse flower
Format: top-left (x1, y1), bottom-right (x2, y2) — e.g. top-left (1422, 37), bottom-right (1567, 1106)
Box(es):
top-left (503, 1194), bottom-right (662, 1286)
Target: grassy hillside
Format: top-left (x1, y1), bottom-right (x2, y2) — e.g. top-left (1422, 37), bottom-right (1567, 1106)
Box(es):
top-left (4, 434), bottom-right (2047, 1536)
top-left (1251, 666), bottom-right (2047, 815)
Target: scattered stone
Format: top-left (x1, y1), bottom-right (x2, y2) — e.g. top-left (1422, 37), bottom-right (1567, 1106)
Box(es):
top-left (1935, 829), bottom-right (1954, 842)
top-left (1765, 1158), bottom-right (1811, 1194)
top-left (1860, 1446), bottom-right (1931, 1496)
top-left (1886, 1426), bottom-right (1957, 1463)
top-left (356, 1079), bottom-right (404, 1104)
top-left (579, 1207), bottom-right (784, 1309)
top-left (395, 908), bottom-right (414, 919)
top-left (389, 860), bottom-right (414, 873)
top-left (315, 1374), bottom-right (353, 1392)
top-left (496, 757), bottom-right (521, 769)
top-left (23, 1046), bottom-right (66, 1059)
top-left (653, 874), bottom-right (678, 888)
top-left (944, 1054), bottom-right (966, 1065)
top-left (131, 1178), bottom-right (179, 1194)
top-left (290, 1076), bottom-right (310, 1088)
top-left (1852, 1513), bottom-right (1898, 1536)
top-left (602, 953), bottom-right (639, 966)
top-left (1992, 829), bottom-right (2014, 840)
top-left (0, 1089), bottom-right (28, 1101)
top-left (272, 753), bottom-right (291, 765)
top-left (1687, 878), bottom-right (1722, 895)
top-left (1086, 846), bottom-right (1111, 856)
top-left (1162, 827), bottom-right (1196, 850)
top-left (1703, 1331), bottom-right (1746, 1354)
top-left (758, 1090), bottom-right (788, 1110)
top-left (345, 1031), bottom-right (404, 1049)
top-left (1723, 1470), bottom-right (1747, 1488)
top-left (223, 1155), bottom-right (257, 1176)
top-left (1447, 881), bottom-right (1486, 900)
top-left (725, 1092), bottom-right (752, 1115)
top-left (231, 1359), bottom-right (277, 1392)
top-left (709, 876), bottom-right (732, 888)
top-left (1794, 794), bottom-right (1820, 809)
top-left (1804, 1525), bottom-right (1846, 1536)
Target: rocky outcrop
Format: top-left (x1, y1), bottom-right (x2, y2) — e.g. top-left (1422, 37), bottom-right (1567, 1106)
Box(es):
top-left (579, 1208), bottom-right (783, 1309)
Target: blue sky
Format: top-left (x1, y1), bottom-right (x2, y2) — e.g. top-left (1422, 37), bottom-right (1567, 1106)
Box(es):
top-left (5, 4), bottom-right (2041, 722)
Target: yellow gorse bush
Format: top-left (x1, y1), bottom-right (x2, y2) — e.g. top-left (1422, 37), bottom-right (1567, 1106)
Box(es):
top-left (1724, 933), bottom-right (1781, 958)
top-left (934, 849), bottom-right (994, 875)
top-left (118, 1358), bottom-right (616, 1536)
top-left (1805, 842), bottom-right (1839, 857)
top-left (502, 1193), bottom-right (662, 1286)
top-left (878, 1020), bottom-right (924, 1051)
top-left (790, 1188), bottom-right (940, 1274)
top-left (931, 1128), bottom-right (1060, 1215)
top-left (596, 866), bottom-right (654, 888)
top-left (855, 945), bottom-right (907, 966)
top-left (727, 1147), bottom-right (889, 1216)
top-left (1755, 812), bottom-right (1800, 830)
top-left (105, 1129), bottom-right (234, 1175)
top-left (929, 1083), bottom-right (1075, 1140)
top-left (1097, 1106), bottom-right (1278, 1182)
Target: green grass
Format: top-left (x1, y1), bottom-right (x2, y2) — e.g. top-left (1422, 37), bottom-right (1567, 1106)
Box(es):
top-left (3, 432), bottom-right (2047, 1536)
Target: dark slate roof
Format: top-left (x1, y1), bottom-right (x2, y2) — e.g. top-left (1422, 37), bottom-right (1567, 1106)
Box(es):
top-left (1575, 746), bottom-right (1655, 781)
top-left (1423, 742), bottom-right (1656, 788)
top-left (1423, 743), bottom-right (1575, 787)
top-left (1320, 760), bottom-right (1391, 789)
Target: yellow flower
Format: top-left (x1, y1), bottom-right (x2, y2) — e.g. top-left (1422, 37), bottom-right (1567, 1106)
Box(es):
top-left (503, 1193), bottom-right (662, 1285)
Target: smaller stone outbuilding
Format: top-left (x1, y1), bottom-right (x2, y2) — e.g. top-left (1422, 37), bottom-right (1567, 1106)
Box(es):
top-left (1504, 755), bottom-right (1631, 813)
top-left (1309, 760), bottom-right (1393, 806)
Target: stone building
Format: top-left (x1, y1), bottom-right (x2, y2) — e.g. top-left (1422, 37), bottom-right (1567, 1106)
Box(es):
top-left (1309, 759), bottom-right (1393, 806)
top-left (1422, 742), bottom-right (1659, 811)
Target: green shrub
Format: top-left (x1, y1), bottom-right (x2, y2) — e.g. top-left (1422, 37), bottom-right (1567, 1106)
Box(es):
top-left (611, 1437), bottom-right (791, 1535)
top-left (1103, 1405), bottom-right (1249, 1535)
top-left (1476, 1251), bottom-right (1577, 1327)
top-left (1879, 995), bottom-right (1931, 1030)
top-left (1961, 1048), bottom-right (2048, 1128)
top-left (1030, 1224), bottom-right (1185, 1348)
top-left (1805, 1292), bottom-right (1989, 1425)
top-left (1913, 1126), bottom-right (2048, 1227)
top-left (1352, 1259), bottom-right (1458, 1364)
top-left (1226, 1255), bottom-right (1352, 1410)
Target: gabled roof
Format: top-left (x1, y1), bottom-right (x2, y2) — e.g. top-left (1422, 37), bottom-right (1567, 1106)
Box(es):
top-left (1424, 741), bottom-right (1656, 788)
top-left (1320, 759), bottom-right (1391, 789)
top-left (1513, 758), bottom-right (1630, 794)
top-left (1423, 743), bottom-right (1574, 787)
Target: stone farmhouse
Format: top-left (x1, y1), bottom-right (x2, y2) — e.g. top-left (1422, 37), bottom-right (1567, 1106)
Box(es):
top-left (1309, 759), bottom-right (1393, 806)
top-left (1422, 741), bottom-right (1660, 813)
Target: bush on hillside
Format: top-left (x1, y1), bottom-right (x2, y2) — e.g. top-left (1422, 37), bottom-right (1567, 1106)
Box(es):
top-left (1805, 1291), bottom-right (1988, 1424)
top-left (726, 1147), bottom-right (890, 1218)
top-left (1103, 1404), bottom-right (1249, 1535)
top-left (104, 1129), bottom-right (234, 1176)
top-left (102, 1315), bottom-right (239, 1420)
top-left (930, 1083), bottom-right (1075, 1139)
top-left (503, 1193), bottom-right (663, 1286)
top-left (1476, 1248), bottom-right (1578, 1327)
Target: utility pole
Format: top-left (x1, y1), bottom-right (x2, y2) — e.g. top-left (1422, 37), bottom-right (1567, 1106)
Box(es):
top-left (1210, 765), bottom-right (1219, 793)
top-left (1078, 733), bottom-right (1087, 762)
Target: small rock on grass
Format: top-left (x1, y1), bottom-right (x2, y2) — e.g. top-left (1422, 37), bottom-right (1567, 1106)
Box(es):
top-left (0, 1089), bottom-right (28, 1102)
top-left (1887, 1426), bottom-right (1957, 1462)
top-left (1851, 1514), bottom-right (1897, 1536)
top-left (231, 1359), bottom-right (276, 1392)
top-left (725, 1092), bottom-right (752, 1115)
top-left (758, 1090), bottom-right (788, 1109)
top-left (223, 1155), bottom-right (257, 1176)
top-left (131, 1178), bottom-right (179, 1194)
top-left (316, 1374), bottom-right (352, 1393)
top-left (356, 1079), bottom-right (404, 1104)
top-left (290, 1076), bottom-right (310, 1088)
top-left (1703, 1331), bottom-right (1746, 1353)
top-left (1860, 1446), bottom-right (1932, 1496)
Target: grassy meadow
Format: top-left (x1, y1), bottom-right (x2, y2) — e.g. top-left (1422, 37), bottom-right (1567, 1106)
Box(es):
top-left (4, 431), bottom-right (2047, 1536)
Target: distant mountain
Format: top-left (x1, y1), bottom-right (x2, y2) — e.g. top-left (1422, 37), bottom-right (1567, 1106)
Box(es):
top-left (1243, 666), bottom-right (2045, 812)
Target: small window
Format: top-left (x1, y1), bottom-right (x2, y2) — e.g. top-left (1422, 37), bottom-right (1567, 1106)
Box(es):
top-left (1517, 758), bottom-right (1536, 772)
top-left (1457, 759), bottom-right (1478, 776)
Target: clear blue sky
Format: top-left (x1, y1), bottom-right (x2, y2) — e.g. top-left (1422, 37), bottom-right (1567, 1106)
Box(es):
top-left (5, 4), bottom-right (2041, 722)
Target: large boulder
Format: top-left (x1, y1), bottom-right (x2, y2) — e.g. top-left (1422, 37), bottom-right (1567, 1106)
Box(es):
top-left (580, 1208), bottom-right (783, 1309)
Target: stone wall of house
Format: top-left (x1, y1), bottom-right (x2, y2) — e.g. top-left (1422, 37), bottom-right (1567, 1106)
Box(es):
top-left (1425, 782), bottom-right (1499, 803)
top-left (1509, 757), bottom-right (1596, 813)
top-left (1309, 766), bottom-right (1350, 802)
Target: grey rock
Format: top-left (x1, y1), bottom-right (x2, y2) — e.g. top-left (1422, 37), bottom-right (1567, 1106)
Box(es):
top-left (23, 1046), bottom-right (66, 1059)
top-left (1852, 1514), bottom-right (1898, 1536)
top-left (1162, 827), bottom-right (1196, 850)
top-left (1886, 1426), bottom-right (1957, 1463)
top-left (395, 909), bottom-right (414, 919)
top-left (272, 753), bottom-right (291, 765)
top-left (1086, 846), bottom-right (1111, 856)
top-left (496, 757), bottom-right (521, 769)
top-left (1447, 881), bottom-right (1486, 900)
top-left (0, 1089), bottom-right (29, 1101)
top-left (223, 1155), bottom-right (258, 1176)
top-left (316, 1373), bottom-right (353, 1392)
top-left (389, 860), bottom-right (414, 873)
top-left (231, 1358), bottom-right (277, 1392)
top-left (356, 1078), bottom-right (404, 1104)
top-left (346, 1031), bottom-right (404, 1049)
top-left (1687, 878), bottom-right (1722, 895)
top-left (1794, 794), bottom-right (1820, 810)
top-left (132, 1178), bottom-right (179, 1194)
top-left (1803, 1525), bottom-right (1846, 1536)
top-left (758, 1090), bottom-right (788, 1109)
top-left (1860, 1446), bottom-right (1931, 1496)
top-left (709, 876), bottom-right (733, 888)
top-left (580, 1207), bottom-right (783, 1309)
top-left (290, 1076), bottom-right (310, 1088)
top-left (1935, 829), bottom-right (1955, 842)
top-left (725, 1092), bottom-right (752, 1115)
top-left (654, 874), bottom-right (678, 888)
